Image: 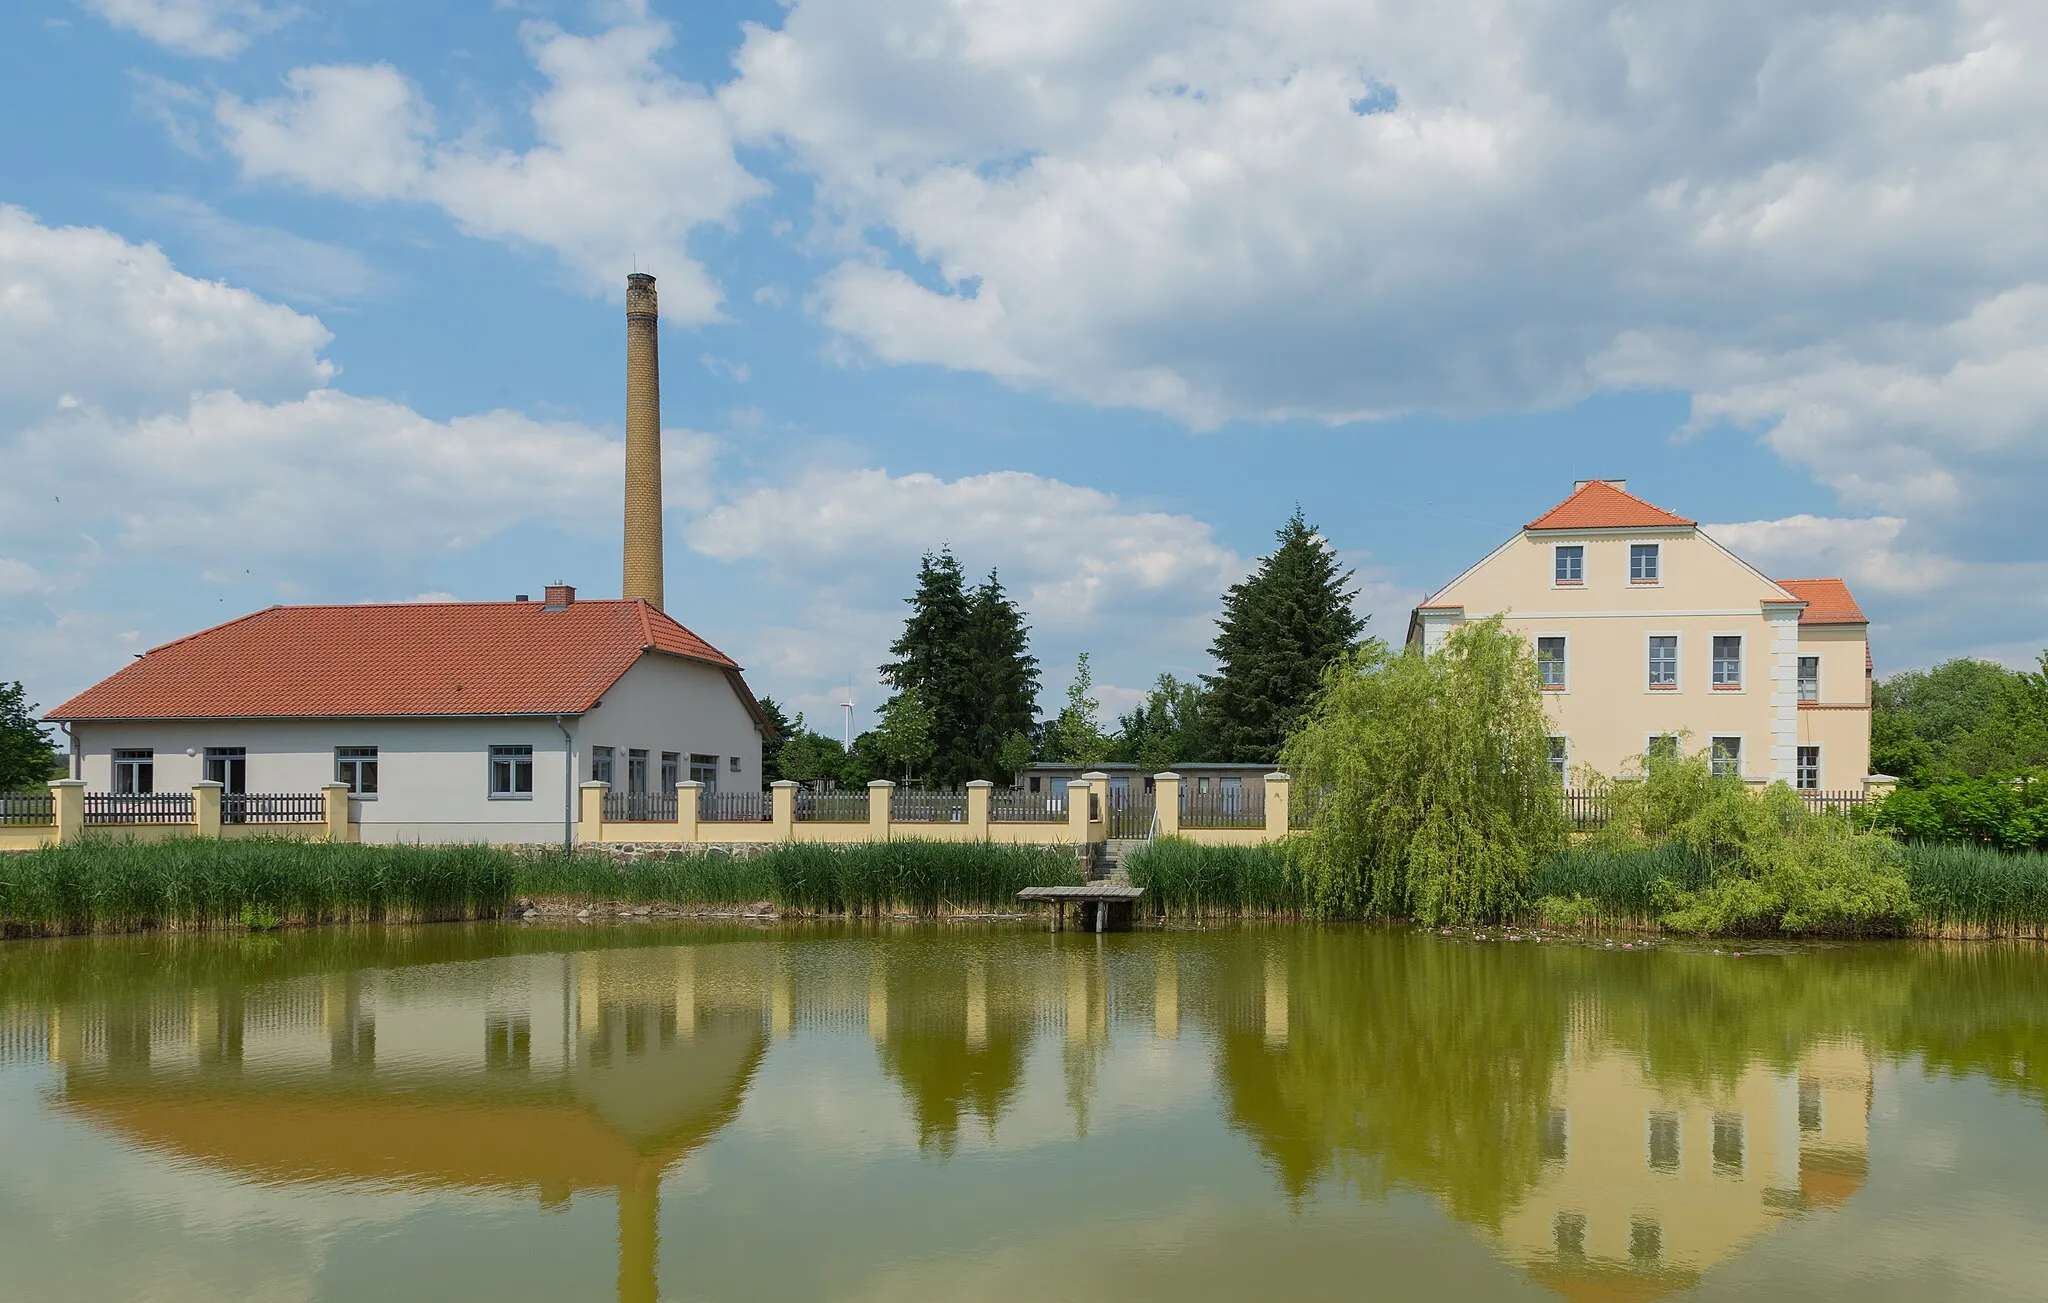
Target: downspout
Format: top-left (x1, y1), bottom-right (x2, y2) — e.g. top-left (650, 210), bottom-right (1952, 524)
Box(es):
top-left (555, 715), bottom-right (575, 855)
top-left (60, 723), bottom-right (79, 779)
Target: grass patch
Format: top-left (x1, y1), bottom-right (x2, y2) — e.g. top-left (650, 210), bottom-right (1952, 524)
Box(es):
top-left (1904, 842), bottom-right (2048, 938)
top-left (517, 842), bottom-right (1082, 916)
top-left (1124, 837), bottom-right (1295, 917)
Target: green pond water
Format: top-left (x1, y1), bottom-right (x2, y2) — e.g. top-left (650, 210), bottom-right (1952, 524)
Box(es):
top-left (3, 924), bottom-right (2047, 1302)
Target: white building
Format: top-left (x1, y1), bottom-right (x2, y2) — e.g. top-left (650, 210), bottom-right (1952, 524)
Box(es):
top-left (47, 585), bottom-right (772, 844)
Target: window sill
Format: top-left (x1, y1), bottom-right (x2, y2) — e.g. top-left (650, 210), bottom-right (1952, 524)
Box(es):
top-left (1552, 582), bottom-right (1585, 589)
top-left (488, 794), bottom-right (535, 801)
top-left (1711, 685), bottom-right (1743, 693)
top-left (349, 793), bottom-right (378, 801)
top-left (1647, 684), bottom-right (1678, 692)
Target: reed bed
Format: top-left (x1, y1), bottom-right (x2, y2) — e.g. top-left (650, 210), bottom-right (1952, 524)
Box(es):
top-left (0, 838), bottom-right (516, 935)
top-left (1124, 838), bottom-right (1296, 917)
top-left (515, 842), bottom-right (1081, 916)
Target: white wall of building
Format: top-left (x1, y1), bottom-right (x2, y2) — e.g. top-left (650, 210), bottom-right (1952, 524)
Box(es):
top-left (576, 654), bottom-right (762, 794)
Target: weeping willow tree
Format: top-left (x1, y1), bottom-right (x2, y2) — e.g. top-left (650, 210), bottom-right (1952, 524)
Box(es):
top-left (1281, 618), bottom-right (1565, 923)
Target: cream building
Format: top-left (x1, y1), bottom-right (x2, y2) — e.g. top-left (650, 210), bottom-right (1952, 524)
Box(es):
top-left (1406, 480), bottom-right (1874, 792)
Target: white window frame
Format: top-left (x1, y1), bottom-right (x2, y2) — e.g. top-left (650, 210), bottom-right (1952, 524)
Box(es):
top-left (661, 751), bottom-right (681, 791)
top-left (1547, 735), bottom-right (1569, 784)
top-left (690, 753), bottom-right (720, 794)
top-left (1646, 734), bottom-right (1681, 763)
top-left (1552, 544), bottom-right (1585, 588)
top-left (335, 746), bottom-right (379, 798)
top-left (1795, 745), bottom-right (1821, 791)
top-left (1709, 735), bottom-right (1744, 780)
top-left (1797, 655), bottom-right (1820, 704)
top-left (590, 745), bottom-right (614, 785)
top-left (113, 748), bottom-right (155, 795)
top-left (1710, 633), bottom-right (1745, 692)
top-left (1535, 633), bottom-right (1570, 692)
top-left (1645, 632), bottom-right (1681, 693)
top-left (729, 755), bottom-right (742, 774)
top-left (489, 744), bottom-right (535, 800)
top-left (1628, 541), bottom-right (1663, 586)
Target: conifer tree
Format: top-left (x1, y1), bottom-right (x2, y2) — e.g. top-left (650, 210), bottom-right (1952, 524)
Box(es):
top-left (879, 550), bottom-right (975, 780)
top-left (960, 570), bottom-right (1041, 781)
top-left (879, 553), bottom-right (1042, 785)
top-left (1205, 511), bottom-right (1365, 763)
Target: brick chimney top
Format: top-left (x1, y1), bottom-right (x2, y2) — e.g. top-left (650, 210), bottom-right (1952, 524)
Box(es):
top-left (542, 584), bottom-right (576, 610)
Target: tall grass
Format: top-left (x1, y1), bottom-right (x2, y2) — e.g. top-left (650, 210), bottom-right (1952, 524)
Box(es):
top-left (512, 842), bottom-right (1081, 916)
top-left (1905, 842), bottom-right (2048, 938)
top-left (1526, 844), bottom-right (1712, 928)
top-left (1124, 837), bottom-right (1295, 917)
top-left (0, 838), bottom-right (515, 935)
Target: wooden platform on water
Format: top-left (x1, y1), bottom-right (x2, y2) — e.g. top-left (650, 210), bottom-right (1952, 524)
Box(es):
top-left (1017, 886), bottom-right (1143, 932)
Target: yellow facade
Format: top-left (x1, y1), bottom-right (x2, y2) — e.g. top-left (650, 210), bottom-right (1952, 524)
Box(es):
top-left (1411, 488), bottom-right (1873, 790)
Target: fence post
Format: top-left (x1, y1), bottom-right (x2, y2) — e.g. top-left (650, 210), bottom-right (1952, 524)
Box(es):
top-left (677, 781), bottom-right (702, 842)
top-left (49, 779), bottom-right (84, 846)
top-left (1264, 772), bottom-right (1291, 840)
top-left (770, 780), bottom-right (798, 842)
top-left (1153, 773), bottom-right (1182, 837)
top-left (1864, 774), bottom-right (1897, 801)
top-left (1082, 772), bottom-right (1110, 840)
top-left (579, 781), bottom-right (609, 845)
top-left (965, 780), bottom-right (992, 839)
top-left (868, 780), bottom-right (895, 841)
top-left (193, 781), bottom-right (223, 839)
top-left (1066, 780), bottom-right (1093, 846)
top-left (321, 782), bottom-right (353, 843)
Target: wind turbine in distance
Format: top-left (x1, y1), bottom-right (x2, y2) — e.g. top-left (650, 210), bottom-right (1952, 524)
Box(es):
top-left (839, 686), bottom-right (855, 749)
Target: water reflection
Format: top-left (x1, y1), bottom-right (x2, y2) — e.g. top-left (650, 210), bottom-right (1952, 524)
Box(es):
top-left (3, 926), bottom-right (2046, 1302)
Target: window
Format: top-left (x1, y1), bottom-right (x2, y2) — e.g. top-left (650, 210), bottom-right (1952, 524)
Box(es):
top-left (591, 746), bottom-right (614, 785)
top-left (661, 752), bottom-right (680, 791)
top-left (1712, 635), bottom-right (1743, 689)
top-left (1028, 776), bottom-right (1042, 794)
top-left (1197, 776), bottom-right (1211, 794)
top-left (1219, 776), bottom-right (1241, 810)
top-left (1630, 1218), bottom-right (1663, 1268)
top-left (113, 749), bottom-right (154, 794)
top-left (1796, 745), bottom-right (1820, 791)
top-left (486, 1013), bottom-right (531, 1072)
top-left (490, 744), bottom-right (534, 798)
top-left (204, 746), bottom-right (246, 795)
top-left (1544, 1107), bottom-right (1568, 1162)
top-left (1648, 734), bottom-right (1680, 761)
top-left (1554, 1212), bottom-right (1587, 1261)
top-left (1648, 635), bottom-right (1678, 689)
top-left (336, 746), bottom-right (379, 797)
top-left (1710, 736), bottom-right (1742, 779)
top-left (627, 749), bottom-right (649, 795)
top-left (1711, 1112), bottom-right (1745, 1177)
top-left (1647, 1112), bottom-right (1680, 1171)
top-left (1548, 737), bottom-right (1568, 783)
top-left (1554, 545), bottom-right (1584, 585)
top-left (1630, 542), bottom-right (1660, 583)
top-left (1798, 655), bottom-right (1820, 702)
top-left (690, 753), bottom-right (719, 793)
top-left (1799, 1079), bottom-right (1823, 1134)
top-left (1537, 636), bottom-right (1568, 690)
top-left (729, 756), bottom-right (741, 773)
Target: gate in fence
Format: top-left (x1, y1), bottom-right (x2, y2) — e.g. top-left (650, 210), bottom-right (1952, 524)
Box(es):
top-left (1107, 788), bottom-right (1155, 838)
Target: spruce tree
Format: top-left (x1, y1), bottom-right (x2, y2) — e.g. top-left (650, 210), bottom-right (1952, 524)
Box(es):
top-left (879, 551), bottom-right (975, 783)
top-left (1204, 510), bottom-right (1366, 763)
top-left (961, 570), bottom-right (1041, 781)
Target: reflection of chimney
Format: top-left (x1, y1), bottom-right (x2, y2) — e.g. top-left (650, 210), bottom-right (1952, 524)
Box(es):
top-left (624, 273), bottom-right (663, 610)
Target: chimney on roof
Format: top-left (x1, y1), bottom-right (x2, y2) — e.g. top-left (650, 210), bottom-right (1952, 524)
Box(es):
top-left (1573, 478), bottom-right (1626, 492)
top-left (543, 584), bottom-right (575, 610)
top-left (624, 272), bottom-right (664, 611)
top-left (515, 594), bottom-right (530, 602)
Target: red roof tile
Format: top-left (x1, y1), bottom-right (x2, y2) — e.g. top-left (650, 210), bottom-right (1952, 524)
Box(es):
top-left (47, 599), bottom-right (762, 723)
top-left (1525, 481), bottom-right (1696, 531)
top-left (1777, 578), bottom-right (1867, 625)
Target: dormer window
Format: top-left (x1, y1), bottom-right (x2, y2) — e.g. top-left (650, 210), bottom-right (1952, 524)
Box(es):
top-left (1630, 543), bottom-right (1661, 584)
top-left (1554, 545), bottom-right (1584, 586)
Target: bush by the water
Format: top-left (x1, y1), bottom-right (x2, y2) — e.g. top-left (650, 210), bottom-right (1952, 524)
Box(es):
top-left (1283, 618), bottom-right (1566, 924)
top-left (0, 837), bottom-right (516, 934)
top-left (1124, 838), bottom-right (1293, 917)
top-left (1536, 750), bottom-right (1914, 937)
top-left (1871, 773), bottom-right (2048, 851)
top-left (514, 841), bottom-right (1080, 915)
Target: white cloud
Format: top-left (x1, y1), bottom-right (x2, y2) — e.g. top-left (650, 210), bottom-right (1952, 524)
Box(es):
top-left (0, 559), bottom-right (52, 598)
top-left (129, 195), bottom-right (398, 306)
top-left (1705, 515), bottom-right (1956, 596)
top-left (216, 18), bottom-right (766, 315)
top-left (81, 0), bottom-right (288, 58)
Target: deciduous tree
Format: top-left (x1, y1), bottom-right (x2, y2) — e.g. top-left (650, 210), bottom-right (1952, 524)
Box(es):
top-left (0, 682), bottom-right (56, 791)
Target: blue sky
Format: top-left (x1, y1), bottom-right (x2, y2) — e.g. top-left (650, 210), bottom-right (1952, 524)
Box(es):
top-left (4, 0), bottom-right (2046, 731)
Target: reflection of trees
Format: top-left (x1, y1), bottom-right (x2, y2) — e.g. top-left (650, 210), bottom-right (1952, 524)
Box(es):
top-left (1214, 931), bottom-right (1569, 1226)
top-left (869, 938), bottom-right (1032, 1152)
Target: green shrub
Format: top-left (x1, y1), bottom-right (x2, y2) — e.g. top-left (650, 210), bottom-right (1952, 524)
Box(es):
top-left (1872, 774), bottom-right (2048, 850)
top-left (1124, 837), bottom-right (1293, 916)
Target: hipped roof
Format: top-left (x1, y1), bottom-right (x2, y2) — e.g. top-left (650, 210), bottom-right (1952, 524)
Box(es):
top-left (1525, 481), bottom-right (1697, 531)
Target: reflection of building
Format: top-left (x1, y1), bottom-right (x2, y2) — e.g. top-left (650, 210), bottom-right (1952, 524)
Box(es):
top-left (41, 945), bottom-right (776, 1303)
top-left (1498, 1034), bottom-right (1872, 1301)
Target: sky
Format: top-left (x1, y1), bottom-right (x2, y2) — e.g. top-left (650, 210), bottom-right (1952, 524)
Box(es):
top-left (3, 0), bottom-right (2046, 733)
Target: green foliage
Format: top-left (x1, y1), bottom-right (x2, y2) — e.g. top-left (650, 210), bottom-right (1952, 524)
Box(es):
top-left (1903, 842), bottom-right (2048, 937)
top-left (1530, 843), bottom-right (1711, 927)
top-left (1113, 673), bottom-right (1216, 770)
top-left (1873, 653), bottom-right (2048, 782)
top-left (773, 718), bottom-right (874, 790)
top-left (1870, 772), bottom-right (2048, 850)
top-left (872, 688), bottom-right (937, 784)
top-left (0, 681), bottom-right (58, 791)
top-left (1206, 510), bottom-right (1366, 764)
top-left (1123, 837), bottom-right (1294, 916)
top-left (1281, 618), bottom-right (1566, 924)
top-left (513, 842), bottom-right (1079, 916)
top-left (878, 551), bottom-right (1042, 785)
top-left (0, 838), bottom-right (516, 934)
top-left (756, 696), bottom-right (798, 784)
top-left (996, 730), bottom-right (1035, 782)
top-left (1045, 652), bottom-right (1113, 769)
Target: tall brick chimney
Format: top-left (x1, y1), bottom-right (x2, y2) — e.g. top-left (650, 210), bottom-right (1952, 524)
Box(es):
top-left (623, 272), bottom-right (663, 610)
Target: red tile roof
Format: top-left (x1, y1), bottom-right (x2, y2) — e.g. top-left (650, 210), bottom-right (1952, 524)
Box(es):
top-left (1777, 578), bottom-right (1867, 625)
top-left (1525, 481), bottom-right (1697, 531)
top-left (47, 599), bottom-right (768, 727)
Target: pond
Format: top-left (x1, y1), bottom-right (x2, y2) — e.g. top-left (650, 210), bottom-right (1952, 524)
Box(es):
top-left (3, 923), bottom-right (2047, 1301)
